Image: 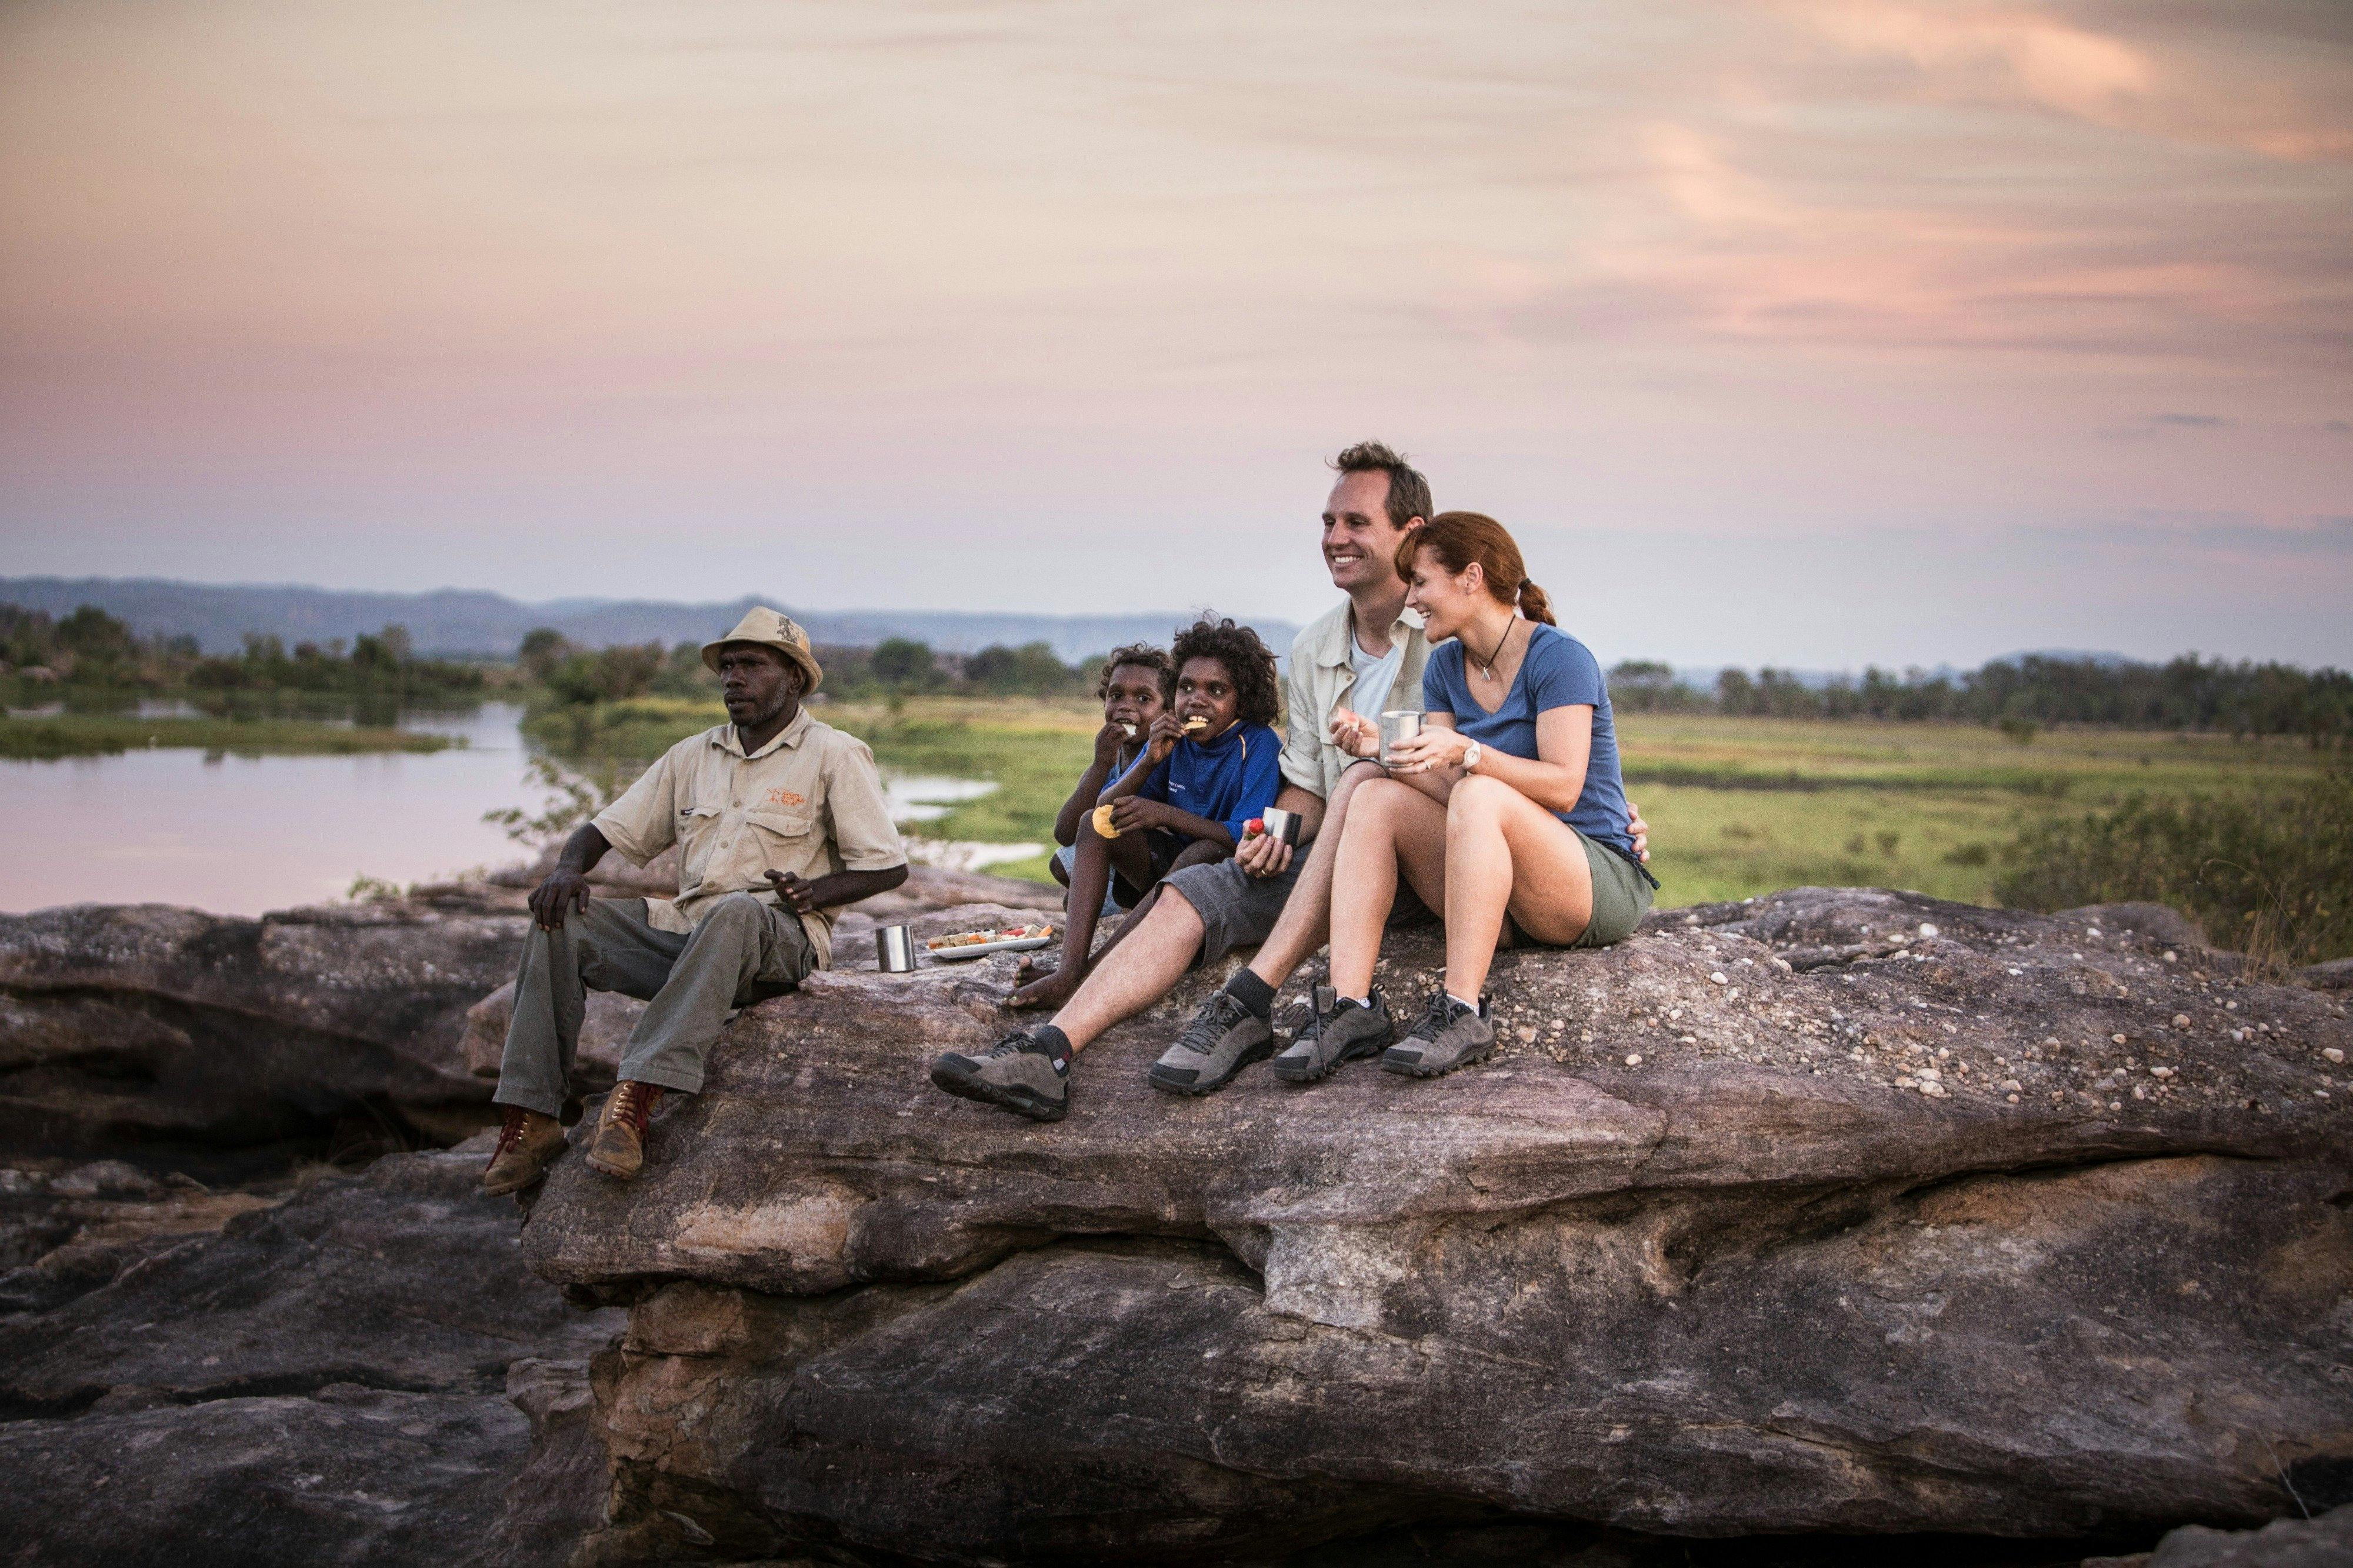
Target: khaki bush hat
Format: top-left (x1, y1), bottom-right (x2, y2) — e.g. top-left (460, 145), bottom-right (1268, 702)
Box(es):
top-left (702, 606), bottom-right (823, 693)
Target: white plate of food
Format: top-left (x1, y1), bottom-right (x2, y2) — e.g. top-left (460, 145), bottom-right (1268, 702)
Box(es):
top-left (925, 922), bottom-right (1055, 960)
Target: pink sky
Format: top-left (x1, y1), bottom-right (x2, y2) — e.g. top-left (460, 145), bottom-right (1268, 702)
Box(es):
top-left (2, 0), bottom-right (2347, 668)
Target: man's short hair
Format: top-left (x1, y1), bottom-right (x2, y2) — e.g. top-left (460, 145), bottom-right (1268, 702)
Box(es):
top-left (1330, 441), bottom-right (1433, 532)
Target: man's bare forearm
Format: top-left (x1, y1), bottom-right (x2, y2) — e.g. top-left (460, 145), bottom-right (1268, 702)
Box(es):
top-left (555, 823), bottom-right (612, 877)
top-left (795, 863), bottom-right (909, 910)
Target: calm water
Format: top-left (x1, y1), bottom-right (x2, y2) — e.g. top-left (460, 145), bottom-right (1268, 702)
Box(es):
top-left (0, 705), bottom-right (1031, 918)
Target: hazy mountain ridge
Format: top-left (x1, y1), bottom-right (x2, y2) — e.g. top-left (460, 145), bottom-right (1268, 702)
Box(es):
top-left (0, 578), bottom-right (1297, 665)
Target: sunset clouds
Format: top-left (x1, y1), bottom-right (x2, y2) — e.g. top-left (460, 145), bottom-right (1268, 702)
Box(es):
top-left (1, 0), bottom-right (2345, 665)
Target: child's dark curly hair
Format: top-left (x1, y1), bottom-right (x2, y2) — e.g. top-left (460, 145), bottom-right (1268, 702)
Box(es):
top-left (1170, 615), bottom-right (1282, 730)
top-left (1096, 643), bottom-right (1176, 703)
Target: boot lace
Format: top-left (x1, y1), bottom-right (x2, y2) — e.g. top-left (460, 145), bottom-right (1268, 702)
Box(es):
top-left (1404, 992), bottom-right (1457, 1044)
top-left (492, 1105), bottom-right (531, 1157)
top-left (1172, 992), bottom-right (1251, 1056)
top-left (606, 1080), bottom-right (659, 1136)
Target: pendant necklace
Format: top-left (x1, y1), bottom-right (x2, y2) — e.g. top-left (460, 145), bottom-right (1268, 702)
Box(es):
top-left (1469, 618), bottom-right (1518, 682)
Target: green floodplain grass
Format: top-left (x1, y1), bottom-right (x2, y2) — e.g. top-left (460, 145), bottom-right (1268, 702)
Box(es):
top-left (530, 695), bottom-right (2329, 909)
top-left (0, 710), bottom-right (459, 761)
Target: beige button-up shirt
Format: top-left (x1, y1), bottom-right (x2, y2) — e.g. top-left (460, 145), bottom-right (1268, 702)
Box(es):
top-left (1279, 599), bottom-right (1431, 800)
top-left (591, 708), bottom-right (905, 969)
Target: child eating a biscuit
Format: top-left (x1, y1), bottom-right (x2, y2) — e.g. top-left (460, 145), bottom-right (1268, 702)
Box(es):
top-left (1044, 645), bottom-right (1173, 916)
top-left (1007, 616), bottom-right (1282, 1012)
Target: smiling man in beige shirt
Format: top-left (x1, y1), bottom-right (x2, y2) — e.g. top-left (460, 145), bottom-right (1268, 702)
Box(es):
top-left (482, 608), bottom-right (907, 1193)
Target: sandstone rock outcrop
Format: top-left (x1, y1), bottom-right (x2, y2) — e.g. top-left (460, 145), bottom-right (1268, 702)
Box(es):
top-left (0, 867), bottom-right (1064, 1157)
top-left (0, 901), bottom-right (525, 1155)
top-left (518, 888), bottom-right (2353, 1562)
top-left (0, 1147), bottom-right (624, 1566)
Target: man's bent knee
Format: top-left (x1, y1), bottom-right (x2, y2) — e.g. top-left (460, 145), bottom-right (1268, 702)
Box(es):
top-left (1152, 883), bottom-right (1212, 939)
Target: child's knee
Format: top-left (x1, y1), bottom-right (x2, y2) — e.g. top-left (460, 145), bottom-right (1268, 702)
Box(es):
top-left (1170, 840), bottom-right (1227, 872)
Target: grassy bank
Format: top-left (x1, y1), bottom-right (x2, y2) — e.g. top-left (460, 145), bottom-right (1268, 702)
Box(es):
top-left (1619, 715), bottom-right (2325, 906)
top-left (528, 695), bottom-right (2328, 911)
top-left (0, 712), bottom-right (459, 761)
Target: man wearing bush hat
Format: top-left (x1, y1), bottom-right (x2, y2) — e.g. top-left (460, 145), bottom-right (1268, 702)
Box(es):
top-left (482, 606), bottom-right (908, 1194)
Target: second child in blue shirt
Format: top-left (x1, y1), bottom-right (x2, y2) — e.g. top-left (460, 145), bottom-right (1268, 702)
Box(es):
top-left (1007, 616), bottom-right (1284, 1013)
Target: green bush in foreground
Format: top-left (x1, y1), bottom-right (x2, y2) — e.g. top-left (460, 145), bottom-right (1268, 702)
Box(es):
top-left (1996, 762), bottom-right (2353, 968)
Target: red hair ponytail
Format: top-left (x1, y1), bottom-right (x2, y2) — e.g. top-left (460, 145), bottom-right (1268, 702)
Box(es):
top-left (1398, 511), bottom-right (1554, 623)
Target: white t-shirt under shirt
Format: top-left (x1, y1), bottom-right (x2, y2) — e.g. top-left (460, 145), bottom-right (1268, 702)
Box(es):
top-left (1348, 626), bottom-right (1407, 718)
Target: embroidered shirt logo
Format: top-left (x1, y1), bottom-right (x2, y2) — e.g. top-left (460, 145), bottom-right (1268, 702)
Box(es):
top-left (764, 788), bottom-right (807, 808)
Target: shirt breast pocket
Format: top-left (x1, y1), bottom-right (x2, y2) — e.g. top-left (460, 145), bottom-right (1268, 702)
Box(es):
top-left (745, 805), bottom-right (815, 871)
top-left (675, 805), bottom-right (722, 891)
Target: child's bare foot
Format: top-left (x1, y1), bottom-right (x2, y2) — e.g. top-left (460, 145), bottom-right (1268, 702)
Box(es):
top-left (1013, 953), bottom-right (1059, 989)
top-left (1007, 961), bottom-right (1084, 1012)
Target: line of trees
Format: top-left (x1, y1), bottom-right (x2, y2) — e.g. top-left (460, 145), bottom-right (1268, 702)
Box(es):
top-left (2, 604), bottom-right (482, 698)
top-left (514, 629), bottom-right (1092, 705)
top-left (1609, 653), bottom-right (2353, 745)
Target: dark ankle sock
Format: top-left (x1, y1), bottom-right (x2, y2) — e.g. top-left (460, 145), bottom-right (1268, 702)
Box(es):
top-left (1031, 1025), bottom-right (1073, 1070)
top-left (1221, 969), bottom-right (1277, 1020)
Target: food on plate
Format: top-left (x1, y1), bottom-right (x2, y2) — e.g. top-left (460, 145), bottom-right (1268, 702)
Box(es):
top-left (926, 923), bottom-right (1054, 952)
top-left (1091, 802), bottom-right (1121, 839)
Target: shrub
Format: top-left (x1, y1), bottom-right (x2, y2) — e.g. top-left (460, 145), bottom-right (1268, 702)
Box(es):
top-left (1995, 762), bottom-right (2353, 968)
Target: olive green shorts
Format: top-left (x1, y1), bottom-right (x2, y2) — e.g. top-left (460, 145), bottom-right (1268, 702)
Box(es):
top-left (1570, 830), bottom-right (1654, 948)
top-left (1502, 829), bottom-right (1654, 952)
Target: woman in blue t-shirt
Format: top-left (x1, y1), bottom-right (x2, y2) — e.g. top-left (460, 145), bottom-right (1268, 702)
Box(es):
top-left (1311, 511), bottom-right (1656, 1080)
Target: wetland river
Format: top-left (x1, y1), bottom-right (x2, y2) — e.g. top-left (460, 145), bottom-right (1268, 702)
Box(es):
top-left (0, 702), bottom-right (1033, 916)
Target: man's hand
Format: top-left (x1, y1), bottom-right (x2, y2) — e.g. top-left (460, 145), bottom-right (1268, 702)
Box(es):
top-left (1328, 707), bottom-right (1379, 760)
top-left (1108, 796), bottom-right (1171, 834)
top-left (528, 868), bottom-right (592, 930)
top-left (764, 869), bottom-right (819, 913)
top-left (1234, 828), bottom-right (1293, 879)
top-left (1627, 799), bottom-right (1651, 864)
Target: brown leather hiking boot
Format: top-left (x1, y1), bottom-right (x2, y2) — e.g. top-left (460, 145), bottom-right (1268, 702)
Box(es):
top-left (584, 1081), bottom-right (665, 1180)
top-left (481, 1106), bottom-right (566, 1196)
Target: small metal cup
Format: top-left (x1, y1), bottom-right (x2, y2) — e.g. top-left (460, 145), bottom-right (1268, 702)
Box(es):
top-left (1260, 806), bottom-right (1304, 847)
top-left (1379, 710), bottom-right (1425, 767)
top-left (875, 925), bottom-right (918, 974)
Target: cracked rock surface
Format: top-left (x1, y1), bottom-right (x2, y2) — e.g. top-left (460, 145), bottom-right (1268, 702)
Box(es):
top-left (0, 1148), bottom-right (624, 1566)
top-left (519, 888), bottom-right (2353, 1561)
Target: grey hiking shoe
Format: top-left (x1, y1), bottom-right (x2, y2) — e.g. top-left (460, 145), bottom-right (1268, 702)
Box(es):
top-left (1148, 990), bottom-right (1274, 1096)
top-left (931, 1030), bottom-right (1069, 1122)
top-left (1272, 985), bottom-right (1394, 1084)
top-left (1381, 992), bottom-right (1496, 1078)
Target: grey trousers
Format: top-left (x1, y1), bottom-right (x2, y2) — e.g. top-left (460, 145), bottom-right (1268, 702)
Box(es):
top-left (492, 893), bottom-right (815, 1117)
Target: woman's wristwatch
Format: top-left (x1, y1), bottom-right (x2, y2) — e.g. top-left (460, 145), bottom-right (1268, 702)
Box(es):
top-left (1461, 740), bottom-right (1482, 774)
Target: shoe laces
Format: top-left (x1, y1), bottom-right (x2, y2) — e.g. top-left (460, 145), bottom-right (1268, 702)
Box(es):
top-left (981, 1032), bottom-right (1039, 1059)
top-left (1405, 992), bottom-right (1458, 1043)
top-left (492, 1105), bottom-right (531, 1157)
top-left (1173, 991), bottom-right (1251, 1056)
top-left (606, 1081), bottom-right (659, 1135)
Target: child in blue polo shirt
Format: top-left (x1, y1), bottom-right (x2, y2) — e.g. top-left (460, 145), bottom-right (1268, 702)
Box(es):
top-left (1007, 616), bottom-right (1282, 1012)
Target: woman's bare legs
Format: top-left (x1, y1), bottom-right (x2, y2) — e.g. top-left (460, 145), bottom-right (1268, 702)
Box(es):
top-left (1441, 775), bottom-right (1596, 1000)
top-left (1325, 779), bottom-right (1450, 999)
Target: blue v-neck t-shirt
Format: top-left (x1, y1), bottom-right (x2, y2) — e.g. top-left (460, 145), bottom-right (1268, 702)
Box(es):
top-left (1422, 622), bottom-right (1634, 856)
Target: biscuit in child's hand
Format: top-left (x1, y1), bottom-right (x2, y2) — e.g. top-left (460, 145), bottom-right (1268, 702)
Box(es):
top-left (1182, 716), bottom-right (1208, 733)
top-left (1092, 803), bottom-right (1121, 839)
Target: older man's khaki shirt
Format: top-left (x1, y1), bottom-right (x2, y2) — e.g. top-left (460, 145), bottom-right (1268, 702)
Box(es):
top-left (1280, 600), bottom-right (1431, 800)
top-left (591, 708), bottom-right (905, 968)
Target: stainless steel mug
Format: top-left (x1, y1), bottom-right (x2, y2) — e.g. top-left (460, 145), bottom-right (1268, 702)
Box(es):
top-left (1261, 806), bottom-right (1304, 846)
top-left (1379, 710), bottom-right (1425, 767)
top-left (876, 925), bottom-right (918, 973)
